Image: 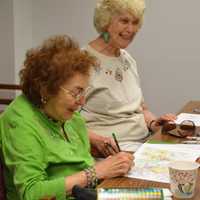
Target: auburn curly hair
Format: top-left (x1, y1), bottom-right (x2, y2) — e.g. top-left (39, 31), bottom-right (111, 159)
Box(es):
top-left (19, 35), bottom-right (97, 107)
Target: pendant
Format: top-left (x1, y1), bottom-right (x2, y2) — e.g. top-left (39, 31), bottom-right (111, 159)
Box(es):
top-left (123, 58), bottom-right (130, 71)
top-left (115, 67), bottom-right (123, 82)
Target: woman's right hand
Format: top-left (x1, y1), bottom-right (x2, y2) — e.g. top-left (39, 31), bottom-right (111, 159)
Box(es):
top-left (94, 152), bottom-right (134, 179)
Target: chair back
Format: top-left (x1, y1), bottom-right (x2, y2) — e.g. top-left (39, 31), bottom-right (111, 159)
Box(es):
top-left (0, 83), bottom-right (21, 113)
top-left (0, 158), bottom-right (6, 200)
top-left (0, 83), bottom-right (21, 105)
top-left (0, 83), bottom-right (21, 199)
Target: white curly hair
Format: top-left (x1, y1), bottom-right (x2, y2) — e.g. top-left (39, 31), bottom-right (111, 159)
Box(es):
top-left (94, 0), bottom-right (145, 34)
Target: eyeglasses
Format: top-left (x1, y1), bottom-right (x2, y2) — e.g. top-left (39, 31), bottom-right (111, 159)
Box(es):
top-left (60, 86), bottom-right (90, 102)
top-left (161, 120), bottom-right (196, 138)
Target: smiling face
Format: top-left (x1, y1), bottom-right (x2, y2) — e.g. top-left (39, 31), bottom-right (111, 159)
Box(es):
top-left (43, 73), bottom-right (90, 122)
top-left (107, 12), bottom-right (141, 50)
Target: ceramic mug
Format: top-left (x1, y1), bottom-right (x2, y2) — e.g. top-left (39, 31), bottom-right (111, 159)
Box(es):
top-left (168, 161), bottom-right (199, 199)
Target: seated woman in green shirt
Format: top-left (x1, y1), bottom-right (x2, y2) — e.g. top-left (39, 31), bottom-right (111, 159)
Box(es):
top-left (0, 35), bottom-right (133, 200)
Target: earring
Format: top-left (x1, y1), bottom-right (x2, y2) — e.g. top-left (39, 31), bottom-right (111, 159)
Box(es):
top-left (101, 32), bottom-right (110, 43)
top-left (41, 97), bottom-right (47, 105)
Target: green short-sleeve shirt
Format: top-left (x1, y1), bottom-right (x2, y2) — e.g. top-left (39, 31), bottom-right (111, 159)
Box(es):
top-left (0, 94), bottom-right (94, 200)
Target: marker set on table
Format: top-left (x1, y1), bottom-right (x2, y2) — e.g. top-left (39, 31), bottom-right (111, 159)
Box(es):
top-left (182, 136), bottom-right (200, 144)
top-left (97, 188), bottom-right (172, 200)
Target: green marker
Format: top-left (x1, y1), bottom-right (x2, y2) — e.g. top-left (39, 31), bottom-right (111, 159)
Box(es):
top-left (112, 133), bottom-right (121, 152)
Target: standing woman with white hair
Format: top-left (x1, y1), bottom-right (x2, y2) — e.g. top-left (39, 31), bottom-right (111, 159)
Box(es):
top-left (81, 0), bottom-right (176, 152)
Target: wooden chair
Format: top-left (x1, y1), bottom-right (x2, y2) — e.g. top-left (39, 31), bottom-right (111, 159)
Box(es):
top-left (0, 83), bottom-right (21, 114)
top-left (0, 158), bottom-right (6, 200)
top-left (0, 83), bottom-right (21, 105)
top-left (0, 83), bottom-right (21, 199)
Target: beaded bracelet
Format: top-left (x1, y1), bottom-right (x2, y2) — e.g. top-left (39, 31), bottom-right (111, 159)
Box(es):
top-left (149, 119), bottom-right (156, 132)
top-left (84, 166), bottom-right (98, 188)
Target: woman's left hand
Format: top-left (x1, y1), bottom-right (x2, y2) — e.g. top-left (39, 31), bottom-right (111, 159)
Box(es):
top-left (150, 113), bottom-right (177, 132)
top-left (88, 130), bottom-right (118, 158)
top-left (156, 113), bottom-right (177, 125)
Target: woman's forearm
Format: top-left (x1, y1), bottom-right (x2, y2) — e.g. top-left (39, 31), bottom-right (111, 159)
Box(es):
top-left (64, 171), bottom-right (87, 194)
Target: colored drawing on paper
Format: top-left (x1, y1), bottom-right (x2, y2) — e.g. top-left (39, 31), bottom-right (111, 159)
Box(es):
top-left (127, 143), bottom-right (200, 183)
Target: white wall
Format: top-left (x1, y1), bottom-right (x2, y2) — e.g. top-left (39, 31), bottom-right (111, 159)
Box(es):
top-left (131, 0), bottom-right (200, 114)
top-left (32, 0), bottom-right (97, 46)
top-left (0, 0), bottom-right (32, 84)
top-left (1, 0), bottom-right (200, 115)
top-left (0, 0), bottom-right (15, 107)
top-left (0, 0), bottom-right (15, 83)
top-left (13, 0), bottom-right (32, 83)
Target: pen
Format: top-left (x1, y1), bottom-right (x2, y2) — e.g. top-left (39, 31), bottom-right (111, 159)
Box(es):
top-left (112, 133), bottom-right (121, 152)
top-left (182, 140), bottom-right (200, 144)
top-left (186, 136), bottom-right (200, 141)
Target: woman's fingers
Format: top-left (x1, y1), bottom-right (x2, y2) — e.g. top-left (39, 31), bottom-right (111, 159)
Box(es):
top-left (156, 113), bottom-right (177, 125)
top-left (95, 152), bottom-right (134, 179)
top-left (91, 135), bottom-right (119, 157)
